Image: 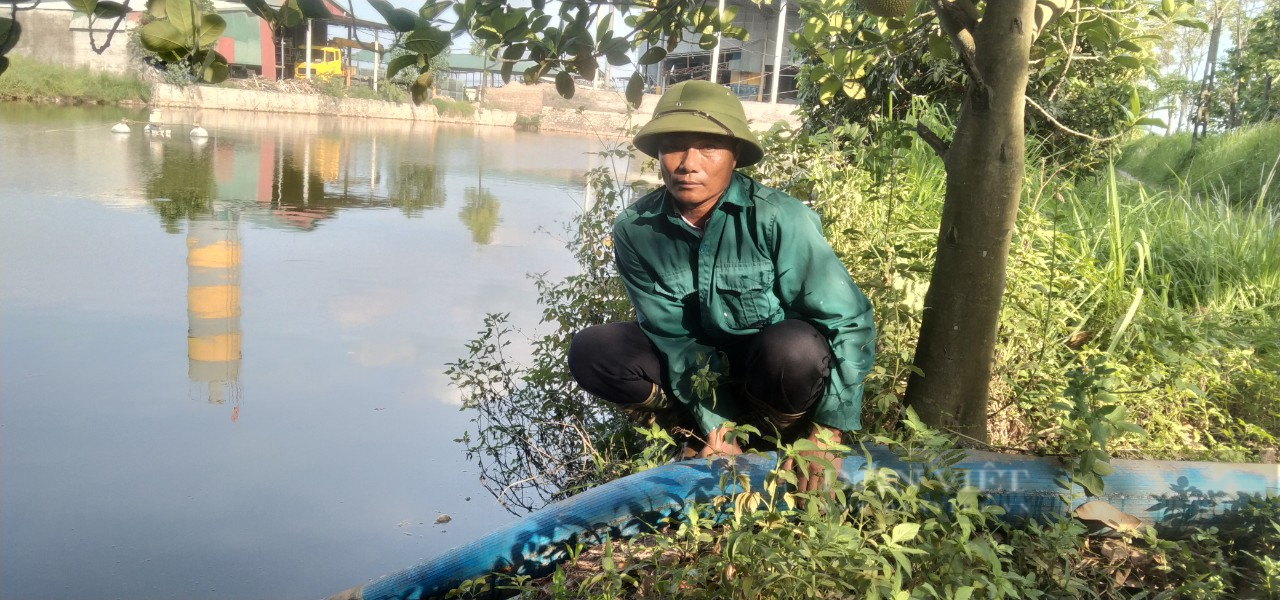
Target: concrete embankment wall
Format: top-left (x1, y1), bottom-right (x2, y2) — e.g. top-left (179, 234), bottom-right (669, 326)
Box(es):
top-left (150, 82), bottom-right (801, 138)
top-left (150, 83), bottom-right (520, 127)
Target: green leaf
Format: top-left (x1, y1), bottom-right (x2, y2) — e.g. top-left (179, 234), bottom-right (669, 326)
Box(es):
top-left (889, 522), bottom-right (920, 544)
top-left (369, 0), bottom-right (418, 32)
top-left (575, 51), bottom-right (597, 82)
top-left (954, 586), bottom-right (974, 600)
top-left (625, 71), bottom-right (643, 108)
top-left (601, 37), bottom-right (630, 66)
top-left (1174, 18), bottom-right (1208, 32)
top-left (522, 63), bottom-right (546, 84)
top-left (404, 25), bottom-right (450, 56)
top-left (1162, 0), bottom-right (1175, 16)
top-left (1090, 459), bottom-right (1114, 477)
top-left (530, 13), bottom-right (552, 33)
top-left (595, 11), bottom-right (612, 42)
top-left (842, 78), bottom-right (865, 99)
top-left (411, 71), bottom-right (433, 105)
top-left (637, 46), bottom-right (665, 65)
top-left (1116, 40), bottom-right (1143, 52)
top-left (500, 55), bottom-right (515, 83)
top-left (294, 0), bottom-right (331, 20)
top-left (193, 49), bottom-right (229, 83)
top-left (418, 0), bottom-right (451, 21)
top-left (66, 0), bottom-right (97, 16)
top-left (927, 32), bottom-right (952, 60)
top-left (1112, 55), bottom-right (1142, 69)
top-left (1118, 422), bottom-right (1147, 435)
top-left (240, 0), bottom-right (278, 25)
top-left (164, 0), bottom-right (197, 37)
top-left (139, 20), bottom-right (188, 54)
top-left (93, 1), bottom-right (130, 19)
top-left (197, 14), bottom-right (226, 49)
top-left (146, 0), bottom-right (166, 19)
top-left (555, 70), bottom-right (575, 99)
top-left (0, 17), bottom-right (22, 56)
top-left (1078, 472), bottom-right (1104, 496)
top-left (278, 0), bottom-right (304, 27)
top-left (501, 43), bottom-right (525, 61)
top-left (386, 53), bottom-right (418, 80)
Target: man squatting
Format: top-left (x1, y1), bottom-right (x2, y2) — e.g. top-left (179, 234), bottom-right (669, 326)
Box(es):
top-left (569, 80), bottom-right (876, 492)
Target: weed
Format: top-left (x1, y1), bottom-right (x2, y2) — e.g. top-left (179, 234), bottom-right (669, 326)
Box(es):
top-left (0, 56), bottom-right (150, 103)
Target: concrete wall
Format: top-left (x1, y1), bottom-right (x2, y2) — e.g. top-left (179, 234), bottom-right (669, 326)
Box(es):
top-left (10, 11), bottom-right (76, 66)
top-left (11, 8), bottom-right (135, 74)
top-left (149, 80), bottom-right (799, 139)
top-left (484, 82), bottom-right (801, 136)
top-left (150, 83), bottom-right (520, 128)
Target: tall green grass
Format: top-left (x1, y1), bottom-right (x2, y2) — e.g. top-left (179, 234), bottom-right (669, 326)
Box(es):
top-left (751, 105), bottom-right (1279, 461)
top-left (1117, 122), bottom-right (1280, 208)
top-left (1059, 167), bottom-right (1280, 456)
top-left (0, 56), bottom-right (151, 104)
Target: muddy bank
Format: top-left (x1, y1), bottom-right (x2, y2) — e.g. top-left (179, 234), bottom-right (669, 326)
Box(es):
top-left (149, 82), bottom-right (801, 137)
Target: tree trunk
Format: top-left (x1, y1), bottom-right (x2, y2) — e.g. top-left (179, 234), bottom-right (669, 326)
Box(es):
top-left (1265, 76), bottom-right (1273, 122)
top-left (905, 1), bottom-right (1035, 445)
top-left (1193, 12), bottom-right (1222, 141)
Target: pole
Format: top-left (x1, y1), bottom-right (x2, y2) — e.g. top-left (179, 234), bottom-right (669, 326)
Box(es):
top-left (770, 0), bottom-right (786, 104)
top-left (373, 39), bottom-right (380, 93)
top-left (709, 0), bottom-right (724, 84)
top-left (305, 18), bottom-right (313, 80)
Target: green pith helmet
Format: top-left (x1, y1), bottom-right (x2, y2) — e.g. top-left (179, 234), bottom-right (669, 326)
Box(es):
top-left (633, 80), bottom-right (764, 168)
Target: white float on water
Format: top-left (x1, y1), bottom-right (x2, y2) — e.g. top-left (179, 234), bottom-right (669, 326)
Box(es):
top-left (110, 119), bottom-right (131, 134)
top-left (189, 123), bottom-right (208, 138)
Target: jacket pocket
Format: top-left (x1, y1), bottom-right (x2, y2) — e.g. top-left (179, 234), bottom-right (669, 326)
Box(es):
top-left (714, 266), bottom-right (778, 330)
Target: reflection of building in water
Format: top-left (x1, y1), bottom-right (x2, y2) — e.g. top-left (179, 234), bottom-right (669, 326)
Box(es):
top-left (186, 209), bottom-right (243, 417)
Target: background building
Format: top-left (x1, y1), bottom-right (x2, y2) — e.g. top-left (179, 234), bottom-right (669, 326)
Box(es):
top-left (638, 0), bottom-right (802, 103)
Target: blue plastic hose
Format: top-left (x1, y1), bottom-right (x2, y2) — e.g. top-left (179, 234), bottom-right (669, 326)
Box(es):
top-left (327, 446), bottom-right (1279, 600)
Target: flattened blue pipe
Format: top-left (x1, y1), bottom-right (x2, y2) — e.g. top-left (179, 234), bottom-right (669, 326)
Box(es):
top-left (327, 446), bottom-right (1279, 600)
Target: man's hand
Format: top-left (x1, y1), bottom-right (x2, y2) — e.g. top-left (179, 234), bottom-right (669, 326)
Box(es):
top-left (781, 424), bottom-right (844, 494)
top-left (697, 424), bottom-right (743, 458)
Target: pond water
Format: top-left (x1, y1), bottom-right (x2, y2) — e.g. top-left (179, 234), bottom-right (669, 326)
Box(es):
top-left (0, 103), bottom-right (641, 600)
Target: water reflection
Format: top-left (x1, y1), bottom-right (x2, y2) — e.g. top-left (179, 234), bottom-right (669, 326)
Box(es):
top-left (141, 126), bottom-right (476, 233)
top-left (391, 162), bottom-right (446, 217)
top-left (135, 130), bottom-right (499, 412)
top-left (0, 104), bottom-right (644, 600)
top-left (461, 184), bottom-right (501, 245)
top-left (186, 209), bottom-right (244, 414)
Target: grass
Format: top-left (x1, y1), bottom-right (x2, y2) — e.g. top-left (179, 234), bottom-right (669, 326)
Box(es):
top-left (310, 75), bottom-right (410, 103)
top-left (431, 96), bottom-right (476, 118)
top-left (0, 56), bottom-right (151, 104)
top-left (1117, 122), bottom-right (1280, 208)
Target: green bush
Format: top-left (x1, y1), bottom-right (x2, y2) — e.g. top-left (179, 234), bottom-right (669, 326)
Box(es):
top-left (431, 96), bottom-right (476, 118)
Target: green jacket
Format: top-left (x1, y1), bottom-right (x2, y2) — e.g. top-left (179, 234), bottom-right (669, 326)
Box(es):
top-left (612, 172), bottom-right (875, 434)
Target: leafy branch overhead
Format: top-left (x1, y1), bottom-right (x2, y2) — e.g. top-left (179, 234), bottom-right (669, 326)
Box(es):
top-left (796, 0), bottom-right (1197, 131)
top-left (136, 0), bottom-right (230, 83)
top-left (368, 0), bottom-right (747, 107)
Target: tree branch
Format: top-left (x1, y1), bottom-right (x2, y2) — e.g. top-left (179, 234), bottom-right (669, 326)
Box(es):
top-left (927, 0), bottom-right (985, 95)
top-left (915, 121), bottom-right (950, 158)
top-left (1045, 0), bottom-right (1081, 102)
top-left (1025, 96), bottom-right (1124, 143)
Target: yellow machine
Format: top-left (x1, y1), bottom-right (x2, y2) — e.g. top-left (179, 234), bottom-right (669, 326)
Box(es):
top-left (294, 46), bottom-right (348, 79)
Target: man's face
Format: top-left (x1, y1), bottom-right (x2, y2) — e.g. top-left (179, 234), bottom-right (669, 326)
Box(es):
top-left (658, 133), bottom-right (737, 211)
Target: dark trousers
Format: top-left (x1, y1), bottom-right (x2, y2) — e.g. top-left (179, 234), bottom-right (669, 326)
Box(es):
top-left (567, 320), bottom-right (833, 435)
